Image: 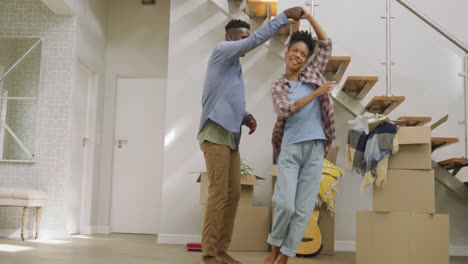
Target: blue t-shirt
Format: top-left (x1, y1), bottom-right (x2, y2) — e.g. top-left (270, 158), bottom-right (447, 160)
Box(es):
top-left (282, 81), bottom-right (326, 146)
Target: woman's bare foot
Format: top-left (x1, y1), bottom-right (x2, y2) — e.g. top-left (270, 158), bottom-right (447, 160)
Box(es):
top-left (263, 246), bottom-right (280, 264)
top-left (277, 254), bottom-right (289, 264)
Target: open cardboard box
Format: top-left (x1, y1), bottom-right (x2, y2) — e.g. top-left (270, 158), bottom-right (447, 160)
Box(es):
top-left (388, 126), bottom-right (432, 170)
top-left (201, 206), bottom-right (271, 252)
top-left (197, 173), bottom-right (265, 206)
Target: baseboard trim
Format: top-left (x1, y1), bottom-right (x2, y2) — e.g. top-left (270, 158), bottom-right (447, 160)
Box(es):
top-left (91, 226), bottom-right (111, 234)
top-left (334, 240), bottom-right (356, 251)
top-left (80, 226), bottom-right (93, 235)
top-left (156, 235), bottom-right (468, 256)
top-left (157, 234), bottom-right (201, 244)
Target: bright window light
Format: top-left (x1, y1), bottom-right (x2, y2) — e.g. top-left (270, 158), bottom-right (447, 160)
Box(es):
top-left (164, 130), bottom-right (175, 147)
top-left (0, 244), bottom-right (33, 252)
top-left (71, 235), bottom-right (93, 239)
top-left (29, 239), bottom-right (69, 245)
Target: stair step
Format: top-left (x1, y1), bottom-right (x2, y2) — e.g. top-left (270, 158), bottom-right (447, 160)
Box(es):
top-left (431, 137), bottom-right (459, 152)
top-left (430, 114), bottom-right (449, 131)
top-left (438, 158), bottom-right (468, 176)
top-left (365, 96), bottom-right (405, 115)
top-left (324, 56), bottom-right (351, 83)
top-left (397, 116), bottom-right (432, 127)
top-left (275, 20), bottom-right (300, 45)
top-left (341, 76), bottom-right (378, 101)
top-left (247, 0), bottom-right (277, 20)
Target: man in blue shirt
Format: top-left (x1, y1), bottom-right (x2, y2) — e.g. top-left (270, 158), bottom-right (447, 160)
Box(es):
top-left (198, 6), bottom-right (305, 264)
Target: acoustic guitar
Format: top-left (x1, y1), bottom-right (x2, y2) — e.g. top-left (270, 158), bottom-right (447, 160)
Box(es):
top-left (296, 210), bottom-right (323, 257)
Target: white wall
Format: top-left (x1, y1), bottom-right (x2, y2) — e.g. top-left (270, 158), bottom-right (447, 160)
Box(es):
top-left (64, 0), bottom-right (109, 233)
top-left (159, 0), bottom-right (468, 252)
top-left (97, 0), bottom-right (170, 229)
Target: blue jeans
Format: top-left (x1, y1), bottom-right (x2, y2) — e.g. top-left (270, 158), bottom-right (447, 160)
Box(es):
top-left (268, 140), bottom-right (324, 257)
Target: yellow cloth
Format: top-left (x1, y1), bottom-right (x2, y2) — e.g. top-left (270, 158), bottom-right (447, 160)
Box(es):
top-left (360, 135), bottom-right (399, 190)
top-left (317, 159), bottom-right (344, 212)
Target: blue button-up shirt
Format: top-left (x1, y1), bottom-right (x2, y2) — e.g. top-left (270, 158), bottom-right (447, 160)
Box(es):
top-left (199, 13), bottom-right (289, 137)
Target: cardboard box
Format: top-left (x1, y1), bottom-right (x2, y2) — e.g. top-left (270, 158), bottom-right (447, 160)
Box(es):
top-left (201, 206), bottom-right (271, 252)
top-left (373, 169), bottom-right (435, 213)
top-left (388, 127), bottom-right (432, 170)
top-left (197, 172), bottom-right (265, 206)
top-left (356, 211), bottom-right (449, 264)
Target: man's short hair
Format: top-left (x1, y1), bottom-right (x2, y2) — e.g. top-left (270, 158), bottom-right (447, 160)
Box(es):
top-left (225, 19), bottom-right (251, 32)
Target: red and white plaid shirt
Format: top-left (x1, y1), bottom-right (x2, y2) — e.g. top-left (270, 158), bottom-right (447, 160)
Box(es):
top-left (271, 39), bottom-right (335, 157)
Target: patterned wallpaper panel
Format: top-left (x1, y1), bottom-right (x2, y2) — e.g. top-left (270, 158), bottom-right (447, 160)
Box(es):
top-left (0, 0), bottom-right (76, 236)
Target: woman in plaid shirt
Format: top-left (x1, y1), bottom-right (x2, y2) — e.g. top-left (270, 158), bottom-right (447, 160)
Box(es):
top-left (265, 8), bottom-right (335, 264)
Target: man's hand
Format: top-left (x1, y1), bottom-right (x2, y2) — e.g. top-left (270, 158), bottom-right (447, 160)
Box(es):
top-left (244, 115), bottom-right (257, 135)
top-left (284, 7), bottom-right (304, 21)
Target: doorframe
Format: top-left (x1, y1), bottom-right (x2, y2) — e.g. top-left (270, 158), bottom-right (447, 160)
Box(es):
top-left (109, 74), bottom-right (167, 233)
top-left (74, 61), bottom-right (99, 235)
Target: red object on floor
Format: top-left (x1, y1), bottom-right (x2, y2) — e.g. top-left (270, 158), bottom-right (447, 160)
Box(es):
top-left (186, 242), bottom-right (202, 252)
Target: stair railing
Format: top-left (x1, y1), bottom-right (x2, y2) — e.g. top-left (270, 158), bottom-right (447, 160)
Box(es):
top-left (385, 0), bottom-right (468, 156)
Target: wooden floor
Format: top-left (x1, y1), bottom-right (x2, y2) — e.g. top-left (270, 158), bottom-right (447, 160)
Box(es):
top-left (0, 234), bottom-right (466, 264)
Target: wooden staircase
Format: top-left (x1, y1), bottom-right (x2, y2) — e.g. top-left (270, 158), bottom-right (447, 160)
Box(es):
top-left (365, 96), bottom-right (406, 115)
top-left (431, 137), bottom-right (459, 152)
top-left (439, 158), bottom-right (468, 176)
top-left (324, 56), bottom-right (351, 83)
top-left (341, 76), bottom-right (378, 101)
top-left (275, 20), bottom-right (300, 45)
top-left (247, 0), bottom-right (277, 24)
top-left (397, 116), bottom-right (432, 126)
top-left (209, 0), bottom-right (468, 197)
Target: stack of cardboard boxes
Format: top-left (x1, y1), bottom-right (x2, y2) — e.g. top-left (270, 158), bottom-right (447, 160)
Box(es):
top-left (270, 146), bottom-right (339, 255)
top-left (197, 172), bottom-right (271, 251)
top-left (356, 126), bottom-right (449, 264)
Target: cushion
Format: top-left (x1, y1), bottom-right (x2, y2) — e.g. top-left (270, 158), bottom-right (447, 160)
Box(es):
top-left (0, 198), bottom-right (47, 207)
top-left (0, 188), bottom-right (48, 200)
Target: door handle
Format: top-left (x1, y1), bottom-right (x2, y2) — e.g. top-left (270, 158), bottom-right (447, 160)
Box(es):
top-left (117, 139), bottom-right (128, 148)
top-left (82, 137), bottom-right (90, 147)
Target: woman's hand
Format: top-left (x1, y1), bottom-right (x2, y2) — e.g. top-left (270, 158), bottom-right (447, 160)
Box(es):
top-left (314, 82), bottom-right (335, 97)
top-left (301, 8), bottom-right (311, 19)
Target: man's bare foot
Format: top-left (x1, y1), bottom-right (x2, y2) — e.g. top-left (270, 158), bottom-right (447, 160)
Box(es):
top-left (216, 251), bottom-right (241, 264)
top-left (277, 254), bottom-right (289, 264)
top-left (264, 246), bottom-right (280, 264)
top-left (201, 256), bottom-right (224, 264)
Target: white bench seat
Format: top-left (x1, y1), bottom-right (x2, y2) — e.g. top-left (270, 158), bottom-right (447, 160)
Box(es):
top-left (0, 188), bottom-right (48, 240)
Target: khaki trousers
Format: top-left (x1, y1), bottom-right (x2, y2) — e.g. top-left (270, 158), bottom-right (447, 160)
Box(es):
top-left (200, 142), bottom-right (241, 256)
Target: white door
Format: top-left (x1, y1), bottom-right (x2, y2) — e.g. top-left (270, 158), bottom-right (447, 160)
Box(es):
top-left (67, 63), bottom-right (97, 234)
top-left (110, 78), bottom-right (165, 234)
